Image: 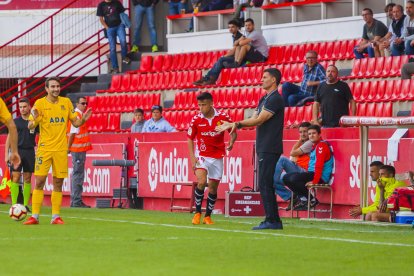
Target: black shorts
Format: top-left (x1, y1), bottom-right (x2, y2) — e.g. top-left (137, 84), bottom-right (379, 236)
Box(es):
top-left (11, 148), bottom-right (35, 173)
top-left (245, 47), bottom-right (267, 63)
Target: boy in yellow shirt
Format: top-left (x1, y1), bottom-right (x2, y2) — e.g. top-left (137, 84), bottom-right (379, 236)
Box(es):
top-left (24, 77), bottom-right (92, 225)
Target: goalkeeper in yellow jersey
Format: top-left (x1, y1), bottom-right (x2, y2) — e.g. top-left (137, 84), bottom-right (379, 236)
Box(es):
top-left (24, 77), bottom-right (92, 225)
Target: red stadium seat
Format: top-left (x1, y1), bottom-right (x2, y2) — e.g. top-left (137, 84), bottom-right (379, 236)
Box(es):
top-left (276, 45), bottom-right (286, 64)
top-left (284, 45), bottom-right (293, 64)
top-left (389, 56), bottom-right (402, 77)
top-left (107, 95), bottom-right (120, 113)
top-left (152, 55), bottom-right (164, 72)
top-left (372, 57), bottom-right (385, 78)
top-left (296, 44), bottom-right (306, 63)
top-left (283, 107), bottom-right (290, 127)
top-left (374, 80), bottom-right (386, 102)
top-left (129, 74), bottom-right (141, 92)
top-left (118, 74), bottom-right (131, 93)
top-left (139, 55), bottom-right (153, 73)
top-left (267, 46), bottom-right (278, 64)
top-left (390, 79), bottom-right (402, 101)
top-left (351, 81), bottom-right (362, 102)
top-left (303, 104), bottom-right (313, 122)
top-left (285, 107), bottom-right (297, 127)
top-left (383, 80), bottom-right (394, 101)
top-left (331, 40), bottom-right (342, 60)
top-left (289, 44), bottom-right (299, 63)
top-left (290, 63), bottom-right (302, 83)
top-left (356, 57), bottom-right (369, 78)
top-left (323, 41), bottom-right (335, 60)
top-left (366, 81), bottom-right (377, 102)
top-left (359, 81), bottom-right (371, 102)
top-left (293, 106), bottom-right (305, 126)
top-left (87, 96), bottom-right (98, 111)
top-left (349, 59), bottom-right (361, 79)
top-left (400, 79), bottom-right (414, 101)
top-left (98, 74), bottom-right (122, 93)
top-left (106, 113), bottom-right (120, 132)
top-left (162, 55), bottom-right (173, 71)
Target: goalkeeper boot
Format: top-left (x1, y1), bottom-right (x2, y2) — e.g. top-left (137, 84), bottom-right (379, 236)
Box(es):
top-left (23, 216), bottom-right (39, 225)
top-left (192, 212), bottom-right (201, 225)
top-left (202, 216), bottom-right (214, 225)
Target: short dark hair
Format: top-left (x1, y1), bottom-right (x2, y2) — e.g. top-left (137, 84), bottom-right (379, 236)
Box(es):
top-left (263, 68), bottom-right (282, 86)
top-left (408, 0), bottom-right (414, 4)
top-left (244, 18), bottom-right (254, 25)
top-left (196, 92), bottom-right (213, 101)
top-left (151, 105), bottom-right (162, 113)
top-left (45, 77), bottom-right (61, 88)
top-left (228, 19), bottom-right (241, 28)
top-left (18, 97), bottom-right (30, 104)
top-left (299, 121), bottom-right (312, 128)
top-left (308, 124), bottom-right (321, 134)
top-left (134, 108), bottom-right (144, 115)
top-left (327, 64), bottom-right (338, 72)
top-left (394, 4), bottom-right (404, 12)
top-left (380, 165), bottom-right (396, 177)
top-left (362, 8), bottom-right (373, 15)
top-left (76, 96), bottom-right (86, 103)
top-left (370, 161), bottom-right (384, 168)
top-left (385, 2), bottom-right (396, 12)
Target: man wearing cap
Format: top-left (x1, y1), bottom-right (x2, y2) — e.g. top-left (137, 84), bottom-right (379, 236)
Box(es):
top-left (142, 105), bottom-right (176, 132)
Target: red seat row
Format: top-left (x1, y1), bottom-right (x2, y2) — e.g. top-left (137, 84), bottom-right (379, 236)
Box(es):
top-left (267, 39), bottom-right (358, 65)
top-left (97, 70), bottom-right (203, 93)
top-left (350, 79), bottom-right (414, 102)
top-left (87, 93), bottom-right (161, 113)
top-left (356, 102), bottom-right (393, 117)
top-left (170, 87), bottom-right (267, 110)
top-left (136, 50), bottom-right (227, 73)
top-left (284, 105), bottom-right (313, 128)
top-left (348, 55), bottom-right (411, 79)
top-left (87, 113), bottom-right (121, 133)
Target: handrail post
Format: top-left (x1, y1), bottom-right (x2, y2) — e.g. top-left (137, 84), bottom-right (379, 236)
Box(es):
top-left (50, 17), bottom-right (54, 63)
top-left (98, 31), bottom-right (101, 75)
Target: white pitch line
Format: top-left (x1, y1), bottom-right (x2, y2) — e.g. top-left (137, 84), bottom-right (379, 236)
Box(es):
top-left (66, 216), bottom-right (414, 248)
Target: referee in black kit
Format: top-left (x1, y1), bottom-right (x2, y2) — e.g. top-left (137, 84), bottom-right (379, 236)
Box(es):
top-left (216, 68), bottom-right (284, 230)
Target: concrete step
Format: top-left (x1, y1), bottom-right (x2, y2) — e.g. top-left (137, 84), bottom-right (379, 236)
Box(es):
top-left (80, 82), bottom-right (109, 93)
top-left (97, 74), bottom-right (113, 83)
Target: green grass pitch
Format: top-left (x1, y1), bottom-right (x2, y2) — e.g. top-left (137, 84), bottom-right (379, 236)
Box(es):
top-left (1, 205), bottom-right (413, 275)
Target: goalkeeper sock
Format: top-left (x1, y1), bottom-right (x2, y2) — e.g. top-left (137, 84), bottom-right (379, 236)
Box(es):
top-left (194, 187), bottom-right (204, 213)
top-left (23, 182), bottom-right (31, 206)
top-left (32, 189), bottom-right (44, 216)
top-left (205, 192), bottom-right (217, 217)
top-left (51, 191), bottom-right (63, 217)
top-left (10, 181), bottom-right (19, 205)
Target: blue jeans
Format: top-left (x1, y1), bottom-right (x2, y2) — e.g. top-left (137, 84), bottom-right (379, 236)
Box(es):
top-left (169, 2), bottom-right (184, 15)
top-left (205, 56), bottom-right (234, 80)
top-left (273, 156), bottom-right (304, 201)
top-left (390, 41), bottom-right (405, 56)
top-left (405, 39), bottom-right (414, 55)
top-left (133, 4), bottom-right (157, 46)
top-left (353, 45), bottom-right (375, 59)
top-left (281, 82), bottom-right (311, 107)
top-left (107, 24), bottom-right (127, 70)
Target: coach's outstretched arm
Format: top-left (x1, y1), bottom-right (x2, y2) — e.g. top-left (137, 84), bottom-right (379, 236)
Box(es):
top-left (215, 110), bottom-right (274, 134)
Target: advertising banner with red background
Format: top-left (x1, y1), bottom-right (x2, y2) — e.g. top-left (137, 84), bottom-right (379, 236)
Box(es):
top-left (0, 0), bottom-right (100, 10)
top-left (138, 141), bottom-right (255, 199)
top-left (0, 143), bottom-right (124, 198)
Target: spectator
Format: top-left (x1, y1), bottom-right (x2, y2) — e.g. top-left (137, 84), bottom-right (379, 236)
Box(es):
top-left (402, 0), bottom-right (414, 55)
top-left (283, 125), bottom-right (334, 211)
top-left (354, 8), bottom-right (388, 59)
top-left (379, 4), bottom-right (406, 56)
top-left (224, 18), bottom-right (268, 68)
top-left (130, 108), bottom-right (146, 133)
top-left (312, 65), bottom-right (356, 128)
top-left (384, 2), bottom-right (396, 24)
top-left (186, 0), bottom-right (208, 32)
top-left (234, 0), bottom-right (263, 24)
top-left (203, 0), bottom-right (233, 12)
top-left (273, 121), bottom-right (312, 211)
top-left (168, 0), bottom-right (186, 15)
top-left (142, 105), bottom-right (176, 132)
top-left (97, 0), bottom-right (130, 74)
top-left (349, 164), bottom-right (406, 222)
top-left (281, 50), bottom-right (326, 107)
top-left (401, 58), bottom-right (414, 79)
top-left (193, 19), bottom-right (243, 86)
top-left (131, 0), bottom-right (159, 53)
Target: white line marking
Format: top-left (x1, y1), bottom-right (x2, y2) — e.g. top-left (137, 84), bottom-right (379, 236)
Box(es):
top-left (66, 216), bottom-right (414, 248)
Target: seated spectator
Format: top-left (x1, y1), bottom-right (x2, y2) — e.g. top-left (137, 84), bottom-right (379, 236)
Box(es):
top-left (401, 58), bottom-right (414, 79)
top-left (168, 0), bottom-right (186, 15)
top-left (273, 122), bottom-right (312, 210)
top-left (354, 8), bottom-right (388, 59)
top-left (312, 65), bottom-right (356, 128)
top-left (142, 105), bottom-right (176, 132)
top-left (349, 164), bottom-right (407, 222)
top-left (193, 19), bottom-right (243, 85)
top-left (234, 0), bottom-right (263, 24)
top-left (402, 0), bottom-right (414, 55)
top-left (130, 108), bottom-right (146, 133)
top-left (283, 125), bottom-right (334, 211)
top-left (223, 18), bottom-right (268, 68)
top-left (379, 4), bottom-right (406, 56)
top-left (384, 2), bottom-right (396, 24)
top-left (281, 50), bottom-right (326, 107)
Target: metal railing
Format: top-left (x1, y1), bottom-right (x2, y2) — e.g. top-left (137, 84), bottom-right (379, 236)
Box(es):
top-left (0, 0), bottom-right (115, 119)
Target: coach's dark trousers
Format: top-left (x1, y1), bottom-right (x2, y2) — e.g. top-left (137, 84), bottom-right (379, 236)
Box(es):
top-left (257, 152), bottom-right (281, 223)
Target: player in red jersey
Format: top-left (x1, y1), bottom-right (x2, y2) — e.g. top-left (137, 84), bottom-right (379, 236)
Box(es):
top-left (187, 92), bottom-right (237, 225)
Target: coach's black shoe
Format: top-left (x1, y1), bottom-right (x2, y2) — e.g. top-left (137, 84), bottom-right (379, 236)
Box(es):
top-left (252, 221), bottom-right (283, 230)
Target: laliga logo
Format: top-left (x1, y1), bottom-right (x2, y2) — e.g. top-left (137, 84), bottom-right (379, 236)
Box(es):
top-left (148, 148), bottom-right (159, 191)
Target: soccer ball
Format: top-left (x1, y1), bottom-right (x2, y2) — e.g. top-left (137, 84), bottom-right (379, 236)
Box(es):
top-left (9, 204), bottom-right (28, 221)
